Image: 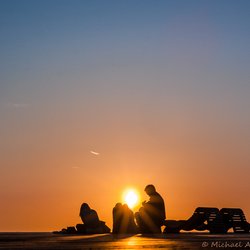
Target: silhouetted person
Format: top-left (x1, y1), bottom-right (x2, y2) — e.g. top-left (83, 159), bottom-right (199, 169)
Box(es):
top-left (112, 203), bottom-right (138, 234)
top-left (112, 203), bottom-right (123, 233)
top-left (135, 185), bottom-right (166, 233)
top-left (80, 203), bottom-right (100, 227)
top-left (76, 203), bottom-right (110, 234)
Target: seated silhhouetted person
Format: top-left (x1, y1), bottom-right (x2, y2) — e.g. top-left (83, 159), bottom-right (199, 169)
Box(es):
top-left (76, 203), bottom-right (110, 234)
top-left (135, 185), bottom-right (166, 233)
top-left (112, 203), bottom-right (123, 233)
top-left (112, 203), bottom-right (138, 234)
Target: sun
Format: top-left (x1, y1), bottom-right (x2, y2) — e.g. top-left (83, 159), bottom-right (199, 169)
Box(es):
top-left (123, 188), bottom-right (140, 209)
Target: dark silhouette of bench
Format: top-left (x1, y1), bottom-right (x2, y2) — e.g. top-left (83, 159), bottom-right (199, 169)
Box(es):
top-left (163, 207), bottom-right (220, 233)
top-left (164, 207), bottom-right (250, 234)
top-left (220, 208), bottom-right (250, 233)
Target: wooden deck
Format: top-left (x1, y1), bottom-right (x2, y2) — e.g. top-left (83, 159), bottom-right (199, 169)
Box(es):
top-left (0, 232), bottom-right (250, 249)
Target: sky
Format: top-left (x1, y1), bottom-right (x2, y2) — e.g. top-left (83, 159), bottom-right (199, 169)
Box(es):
top-left (0, 0), bottom-right (250, 231)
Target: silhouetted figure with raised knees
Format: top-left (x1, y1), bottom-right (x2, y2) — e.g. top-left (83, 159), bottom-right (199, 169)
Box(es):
top-left (122, 204), bottom-right (138, 234)
top-left (112, 203), bottom-right (138, 234)
top-left (135, 185), bottom-right (166, 233)
top-left (76, 203), bottom-right (110, 234)
top-left (113, 203), bottom-right (123, 233)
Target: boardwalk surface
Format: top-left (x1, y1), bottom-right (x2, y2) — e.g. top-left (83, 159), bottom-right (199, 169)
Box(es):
top-left (0, 233), bottom-right (250, 249)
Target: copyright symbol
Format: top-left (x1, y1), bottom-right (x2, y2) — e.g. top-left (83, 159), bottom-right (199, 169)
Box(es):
top-left (202, 241), bottom-right (209, 248)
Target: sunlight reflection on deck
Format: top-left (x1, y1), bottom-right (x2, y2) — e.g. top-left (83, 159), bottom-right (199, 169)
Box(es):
top-left (1, 233), bottom-right (250, 249)
top-left (124, 236), bottom-right (182, 249)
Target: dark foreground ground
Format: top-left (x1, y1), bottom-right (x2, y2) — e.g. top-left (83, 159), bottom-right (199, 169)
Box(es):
top-left (0, 232), bottom-right (250, 250)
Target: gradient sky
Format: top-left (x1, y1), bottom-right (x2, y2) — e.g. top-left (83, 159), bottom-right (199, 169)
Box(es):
top-left (1, 0), bottom-right (250, 231)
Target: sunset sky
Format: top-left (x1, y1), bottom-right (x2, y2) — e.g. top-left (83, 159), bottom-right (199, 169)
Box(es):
top-left (1, 0), bottom-right (250, 231)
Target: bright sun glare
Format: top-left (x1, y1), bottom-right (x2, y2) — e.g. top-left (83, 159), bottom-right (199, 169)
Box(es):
top-left (123, 189), bottom-right (140, 209)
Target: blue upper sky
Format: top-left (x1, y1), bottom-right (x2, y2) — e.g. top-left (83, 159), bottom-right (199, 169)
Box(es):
top-left (1, 1), bottom-right (249, 86)
top-left (1, 1), bottom-right (250, 122)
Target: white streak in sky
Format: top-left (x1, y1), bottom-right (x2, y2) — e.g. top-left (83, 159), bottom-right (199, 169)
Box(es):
top-left (6, 103), bottom-right (29, 108)
top-left (90, 151), bottom-right (100, 156)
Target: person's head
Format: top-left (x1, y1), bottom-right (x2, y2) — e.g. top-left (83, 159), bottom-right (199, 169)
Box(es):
top-left (115, 203), bottom-right (122, 209)
top-left (123, 204), bottom-right (129, 210)
top-left (144, 184), bottom-right (156, 196)
top-left (80, 203), bottom-right (91, 212)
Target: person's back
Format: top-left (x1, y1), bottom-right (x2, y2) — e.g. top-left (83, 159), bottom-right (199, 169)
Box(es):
top-left (146, 190), bottom-right (166, 223)
top-left (78, 203), bottom-right (110, 234)
top-left (80, 203), bottom-right (100, 228)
